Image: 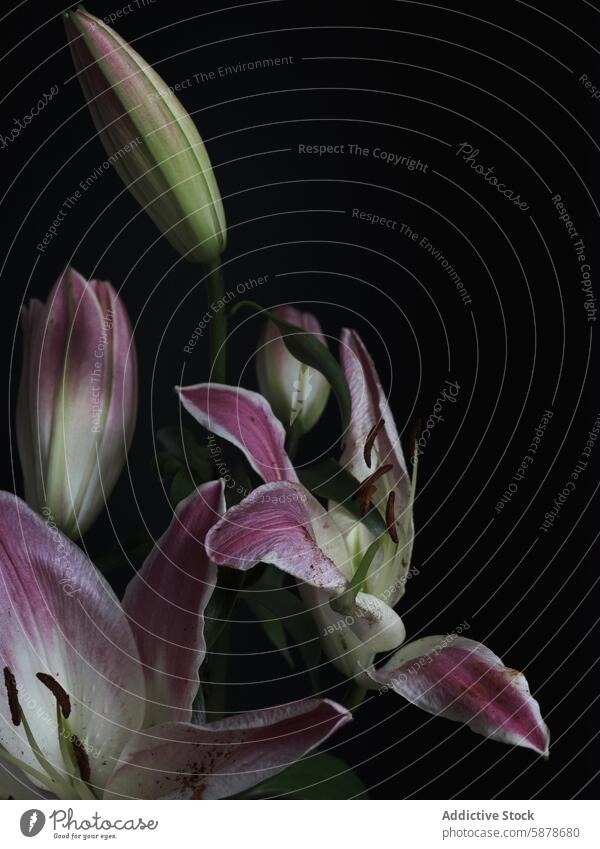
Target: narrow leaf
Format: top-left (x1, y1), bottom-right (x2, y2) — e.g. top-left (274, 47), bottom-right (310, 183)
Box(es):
top-left (245, 597), bottom-right (295, 668)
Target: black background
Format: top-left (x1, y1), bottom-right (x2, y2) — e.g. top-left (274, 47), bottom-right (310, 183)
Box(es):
top-left (1, 0), bottom-right (599, 799)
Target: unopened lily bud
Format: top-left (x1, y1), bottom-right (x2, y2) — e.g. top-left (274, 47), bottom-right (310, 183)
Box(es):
top-left (16, 267), bottom-right (137, 538)
top-left (256, 306), bottom-right (330, 433)
top-left (64, 8), bottom-right (226, 266)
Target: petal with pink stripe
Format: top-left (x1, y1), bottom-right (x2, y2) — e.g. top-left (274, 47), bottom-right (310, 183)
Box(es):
top-left (122, 481), bottom-right (224, 727)
top-left (205, 482), bottom-right (346, 591)
top-left (368, 636), bottom-right (549, 755)
top-left (104, 699), bottom-right (351, 799)
top-left (339, 328), bottom-right (410, 510)
top-left (0, 493), bottom-right (145, 790)
top-left (177, 384), bottom-right (297, 483)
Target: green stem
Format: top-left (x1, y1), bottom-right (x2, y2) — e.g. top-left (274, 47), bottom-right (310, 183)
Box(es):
top-left (330, 537), bottom-right (383, 615)
top-left (286, 421), bottom-right (302, 461)
top-left (206, 261), bottom-right (226, 383)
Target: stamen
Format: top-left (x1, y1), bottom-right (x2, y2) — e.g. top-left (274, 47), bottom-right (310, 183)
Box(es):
top-left (71, 735), bottom-right (91, 783)
top-left (0, 746), bottom-right (59, 793)
top-left (363, 417), bottom-right (385, 468)
top-left (3, 667), bottom-right (21, 726)
top-left (36, 673), bottom-right (71, 718)
top-left (386, 491), bottom-right (399, 544)
top-left (359, 484), bottom-right (376, 517)
top-left (18, 703), bottom-right (76, 799)
top-left (352, 464), bottom-right (393, 509)
top-left (54, 704), bottom-right (97, 800)
top-left (1, 668), bottom-right (81, 799)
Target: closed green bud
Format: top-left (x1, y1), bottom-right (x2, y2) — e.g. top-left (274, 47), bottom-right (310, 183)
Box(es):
top-left (64, 7), bottom-right (226, 265)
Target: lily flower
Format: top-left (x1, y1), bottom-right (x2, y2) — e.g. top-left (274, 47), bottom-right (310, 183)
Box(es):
top-left (256, 306), bottom-right (331, 433)
top-left (0, 485), bottom-right (351, 799)
top-left (17, 267), bottom-right (137, 538)
top-left (64, 8), bottom-right (226, 266)
top-left (176, 382), bottom-right (405, 682)
top-left (176, 335), bottom-right (549, 755)
top-left (330, 328), bottom-right (415, 605)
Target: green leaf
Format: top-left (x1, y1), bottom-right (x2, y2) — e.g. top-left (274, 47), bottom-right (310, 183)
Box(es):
top-left (156, 426), bottom-right (215, 481)
top-left (235, 754), bottom-right (367, 799)
top-left (330, 537), bottom-right (383, 615)
top-left (156, 426), bottom-right (225, 506)
top-left (170, 468), bottom-right (196, 504)
top-left (204, 568), bottom-right (246, 651)
top-left (246, 597), bottom-right (294, 668)
top-left (243, 586), bottom-right (322, 689)
top-left (232, 301), bottom-right (351, 433)
top-left (298, 458), bottom-right (388, 538)
top-left (93, 533), bottom-right (153, 574)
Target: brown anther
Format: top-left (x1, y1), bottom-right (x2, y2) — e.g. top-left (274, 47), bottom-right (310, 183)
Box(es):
top-left (363, 417), bottom-right (385, 468)
top-left (71, 735), bottom-right (91, 782)
top-left (386, 491), bottom-right (399, 544)
top-left (36, 673), bottom-right (71, 719)
top-left (359, 484), bottom-right (377, 517)
top-left (352, 464), bottom-right (393, 503)
top-left (3, 667), bottom-right (21, 726)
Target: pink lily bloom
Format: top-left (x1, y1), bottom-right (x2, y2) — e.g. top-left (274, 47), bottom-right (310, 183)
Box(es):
top-left (336, 329), bottom-right (414, 604)
top-left (0, 486), bottom-right (351, 799)
top-left (176, 330), bottom-right (549, 755)
top-left (177, 382), bottom-right (406, 682)
top-left (17, 267), bottom-right (137, 538)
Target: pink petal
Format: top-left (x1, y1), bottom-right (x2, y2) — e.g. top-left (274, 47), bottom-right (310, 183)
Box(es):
top-left (17, 272), bottom-right (73, 510)
top-left (122, 481), bottom-right (224, 726)
top-left (0, 494), bottom-right (145, 789)
top-left (17, 268), bottom-right (137, 538)
top-left (368, 636), bottom-right (549, 755)
top-left (177, 383), bottom-right (297, 483)
top-left (104, 699), bottom-right (351, 799)
top-left (74, 280), bottom-right (138, 534)
top-left (44, 269), bottom-right (108, 533)
top-left (205, 482), bottom-right (346, 591)
top-left (340, 328), bottom-right (410, 510)
top-left (339, 329), bottom-right (413, 605)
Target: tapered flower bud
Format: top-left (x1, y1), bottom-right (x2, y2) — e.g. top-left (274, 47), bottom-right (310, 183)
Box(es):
top-left (64, 7), bottom-right (226, 265)
top-left (256, 306), bottom-right (331, 433)
top-left (16, 267), bottom-right (138, 538)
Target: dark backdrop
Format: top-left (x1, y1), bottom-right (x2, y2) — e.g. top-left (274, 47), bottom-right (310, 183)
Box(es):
top-left (1, 0), bottom-right (599, 799)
